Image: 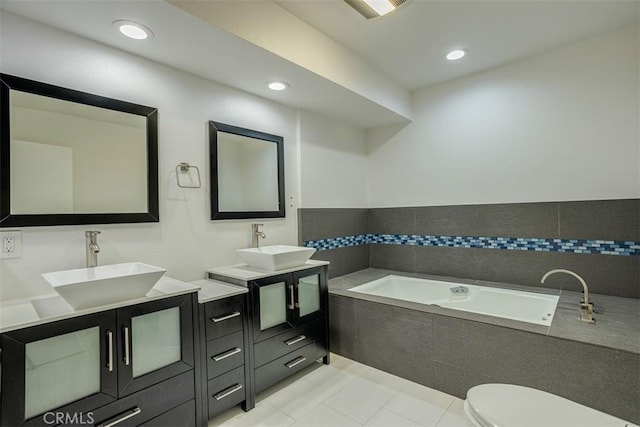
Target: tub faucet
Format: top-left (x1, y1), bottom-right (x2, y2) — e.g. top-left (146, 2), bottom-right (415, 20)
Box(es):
top-left (251, 223), bottom-right (266, 248)
top-left (85, 230), bottom-right (101, 268)
top-left (540, 269), bottom-right (594, 323)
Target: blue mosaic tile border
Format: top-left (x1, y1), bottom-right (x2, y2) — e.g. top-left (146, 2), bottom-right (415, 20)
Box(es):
top-left (303, 234), bottom-right (640, 256)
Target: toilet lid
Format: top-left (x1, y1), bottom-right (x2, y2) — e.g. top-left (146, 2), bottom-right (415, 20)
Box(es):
top-left (465, 384), bottom-right (631, 427)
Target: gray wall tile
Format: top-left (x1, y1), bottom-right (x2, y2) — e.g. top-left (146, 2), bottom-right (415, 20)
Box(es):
top-left (433, 315), bottom-right (465, 366)
top-left (476, 202), bottom-right (558, 238)
top-left (433, 361), bottom-right (467, 399)
top-left (476, 249), bottom-right (558, 288)
top-left (415, 205), bottom-right (479, 236)
top-left (463, 322), bottom-right (549, 390)
top-left (369, 207), bottom-right (416, 235)
top-left (542, 252), bottom-right (639, 298)
top-left (548, 338), bottom-right (640, 424)
top-left (328, 295), bottom-right (357, 360)
top-left (415, 246), bottom-right (480, 280)
top-left (311, 245), bottom-right (370, 279)
top-left (354, 299), bottom-right (434, 386)
top-left (298, 208), bottom-right (369, 241)
top-left (475, 249), bottom-right (639, 298)
top-left (558, 199), bottom-right (640, 241)
top-left (370, 244), bottom-right (415, 272)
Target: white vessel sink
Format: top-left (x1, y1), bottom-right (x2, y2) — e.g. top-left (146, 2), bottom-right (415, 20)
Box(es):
top-left (42, 262), bottom-right (166, 309)
top-left (236, 245), bottom-right (316, 271)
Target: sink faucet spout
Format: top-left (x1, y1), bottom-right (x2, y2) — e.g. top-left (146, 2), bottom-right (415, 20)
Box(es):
top-left (85, 230), bottom-right (101, 268)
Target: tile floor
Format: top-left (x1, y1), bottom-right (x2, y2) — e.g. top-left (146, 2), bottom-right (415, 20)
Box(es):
top-left (208, 354), bottom-right (469, 427)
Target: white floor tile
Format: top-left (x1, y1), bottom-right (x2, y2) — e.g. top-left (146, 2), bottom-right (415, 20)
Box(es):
top-left (435, 399), bottom-right (469, 427)
top-left (364, 409), bottom-right (422, 427)
top-left (384, 382), bottom-right (455, 427)
top-left (264, 365), bottom-right (353, 419)
top-left (289, 404), bottom-right (361, 427)
top-left (323, 376), bottom-right (398, 424)
top-left (217, 402), bottom-right (295, 427)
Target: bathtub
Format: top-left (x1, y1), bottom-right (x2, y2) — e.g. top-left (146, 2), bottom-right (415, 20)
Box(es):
top-left (349, 275), bottom-right (559, 326)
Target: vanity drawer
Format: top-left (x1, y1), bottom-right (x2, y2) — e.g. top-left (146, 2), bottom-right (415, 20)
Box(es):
top-left (254, 317), bottom-right (325, 368)
top-left (207, 330), bottom-right (244, 379)
top-left (254, 340), bottom-right (326, 393)
top-left (139, 400), bottom-right (196, 426)
top-left (207, 366), bottom-right (245, 419)
top-left (91, 371), bottom-right (194, 427)
top-left (205, 295), bottom-right (244, 341)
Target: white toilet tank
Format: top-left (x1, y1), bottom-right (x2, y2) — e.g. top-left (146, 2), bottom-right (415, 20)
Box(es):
top-left (464, 384), bottom-right (637, 427)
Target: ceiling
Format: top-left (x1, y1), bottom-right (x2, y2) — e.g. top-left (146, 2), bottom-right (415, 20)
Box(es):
top-left (1, 0), bottom-right (638, 129)
top-left (277, 0), bottom-right (640, 91)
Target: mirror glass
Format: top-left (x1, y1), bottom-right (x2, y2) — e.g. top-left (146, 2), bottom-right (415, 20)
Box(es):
top-left (1, 74), bottom-right (159, 227)
top-left (209, 121), bottom-right (284, 220)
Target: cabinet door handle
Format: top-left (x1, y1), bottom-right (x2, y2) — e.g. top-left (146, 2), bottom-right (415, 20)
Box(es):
top-left (212, 347), bottom-right (242, 362)
top-left (96, 407), bottom-right (141, 427)
top-left (214, 383), bottom-right (243, 401)
top-left (285, 356), bottom-right (307, 369)
top-left (288, 284), bottom-right (295, 310)
top-left (123, 326), bottom-right (130, 366)
top-left (211, 311), bottom-right (241, 323)
top-left (106, 330), bottom-right (114, 372)
top-left (285, 335), bottom-right (306, 346)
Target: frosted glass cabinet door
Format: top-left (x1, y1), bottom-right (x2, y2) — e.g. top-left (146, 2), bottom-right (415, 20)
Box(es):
top-left (259, 281), bottom-right (287, 330)
top-left (297, 274), bottom-right (320, 318)
top-left (116, 293), bottom-right (194, 397)
top-left (131, 306), bottom-right (181, 378)
top-left (24, 327), bottom-right (101, 419)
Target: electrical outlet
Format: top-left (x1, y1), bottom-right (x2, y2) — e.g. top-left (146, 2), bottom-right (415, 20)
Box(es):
top-left (1, 231), bottom-right (22, 259)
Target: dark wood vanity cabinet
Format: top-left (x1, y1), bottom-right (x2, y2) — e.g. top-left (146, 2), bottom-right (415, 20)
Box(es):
top-left (198, 294), bottom-right (251, 424)
top-left (0, 294), bottom-right (198, 427)
top-left (249, 266), bottom-right (330, 393)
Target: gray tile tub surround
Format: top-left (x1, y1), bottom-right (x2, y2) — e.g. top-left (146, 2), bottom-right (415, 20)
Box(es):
top-left (328, 277), bottom-right (640, 423)
top-left (298, 208), bottom-right (369, 278)
top-left (369, 199), bottom-right (640, 298)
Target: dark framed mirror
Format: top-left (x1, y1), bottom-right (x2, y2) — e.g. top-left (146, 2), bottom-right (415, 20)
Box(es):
top-left (0, 74), bottom-right (159, 227)
top-left (209, 121), bottom-right (285, 220)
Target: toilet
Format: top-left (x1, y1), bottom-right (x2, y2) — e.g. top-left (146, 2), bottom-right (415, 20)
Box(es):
top-left (463, 383), bottom-right (637, 427)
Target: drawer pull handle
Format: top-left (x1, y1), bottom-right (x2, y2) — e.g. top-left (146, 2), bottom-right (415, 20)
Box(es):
top-left (285, 356), bottom-right (307, 369)
top-left (285, 335), bottom-right (306, 346)
top-left (214, 383), bottom-right (243, 401)
top-left (211, 311), bottom-right (241, 323)
top-left (97, 407), bottom-right (141, 427)
top-left (212, 347), bottom-right (242, 362)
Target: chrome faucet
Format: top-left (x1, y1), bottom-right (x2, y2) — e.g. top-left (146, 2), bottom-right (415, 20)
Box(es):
top-left (85, 230), bottom-right (101, 268)
top-left (251, 223), bottom-right (266, 248)
top-left (541, 269), bottom-right (595, 323)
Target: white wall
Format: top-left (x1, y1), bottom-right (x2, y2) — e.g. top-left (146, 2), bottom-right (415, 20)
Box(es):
top-left (299, 110), bottom-right (369, 208)
top-left (368, 25), bottom-right (640, 207)
top-left (0, 13), bottom-right (305, 300)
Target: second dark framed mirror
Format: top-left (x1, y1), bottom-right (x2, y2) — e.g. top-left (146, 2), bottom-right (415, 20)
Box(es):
top-left (209, 121), bottom-right (285, 220)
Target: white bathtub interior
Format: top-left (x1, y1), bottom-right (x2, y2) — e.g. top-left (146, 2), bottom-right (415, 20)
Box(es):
top-left (349, 275), bottom-right (560, 326)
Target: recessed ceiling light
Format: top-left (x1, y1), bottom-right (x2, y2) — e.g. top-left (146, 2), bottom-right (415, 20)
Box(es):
top-left (113, 20), bottom-right (153, 40)
top-left (446, 49), bottom-right (467, 61)
top-left (344, 0), bottom-right (409, 20)
top-left (267, 81), bottom-right (289, 91)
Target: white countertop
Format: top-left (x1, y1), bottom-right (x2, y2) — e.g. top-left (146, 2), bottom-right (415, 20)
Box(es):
top-left (191, 279), bottom-right (248, 304)
top-left (206, 260), bottom-right (329, 283)
top-left (0, 276), bottom-right (200, 334)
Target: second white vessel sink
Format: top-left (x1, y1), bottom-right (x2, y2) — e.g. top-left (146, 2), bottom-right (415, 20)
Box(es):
top-left (42, 262), bottom-right (166, 309)
top-left (236, 245), bottom-right (316, 271)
